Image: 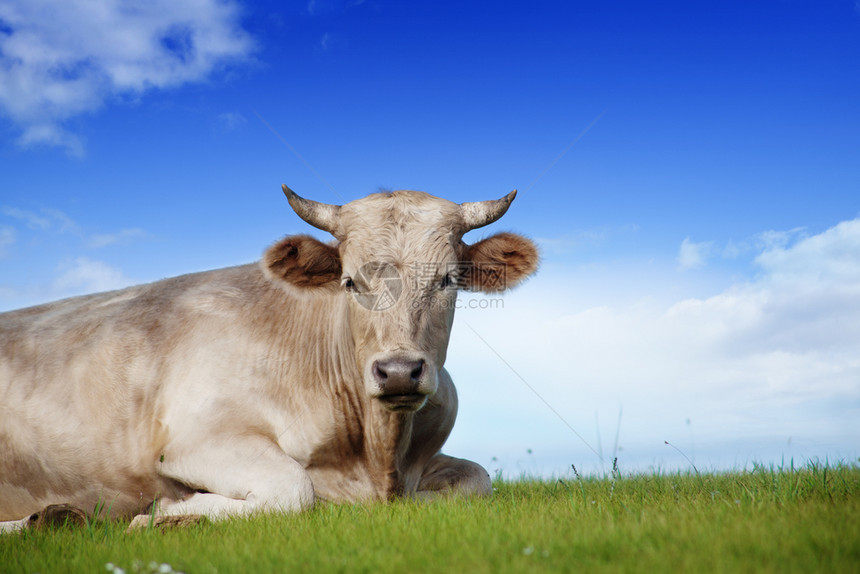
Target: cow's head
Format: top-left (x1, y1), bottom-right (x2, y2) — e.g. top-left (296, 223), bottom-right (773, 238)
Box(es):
top-left (263, 186), bottom-right (539, 412)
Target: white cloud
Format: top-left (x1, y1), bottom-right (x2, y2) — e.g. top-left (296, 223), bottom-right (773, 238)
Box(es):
top-left (306, 0), bottom-right (330, 16)
top-left (39, 208), bottom-right (80, 234)
top-left (723, 227), bottom-right (806, 260)
top-left (677, 237), bottom-right (714, 270)
top-left (0, 225), bottom-right (14, 257)
top-left (1, 206), bottom-right (51, 230)
top-left (756, 218), bottom-right (860, 284)
top-left (215, 111), bottom-right (247, 132)
top-left (19, 124), bottom-right (86, 157)
top-left (319, 32), bottom-right (331, 51)
top-left (0, 0), bottom-right (254, 154)
top-left (87, 228), bottom-right (148, 248)
top-left (446, 215), bottom-right (860, 473)
top-left (3, 205), bottom-right (150, 249)
top-left (1, 206), bottom-right (80, 234)
top-left (53, 257), bottom-right (134, 296)
top-left (757, 227), bottom-right (806, 251)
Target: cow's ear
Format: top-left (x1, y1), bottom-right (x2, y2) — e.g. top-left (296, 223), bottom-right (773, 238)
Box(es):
top-left (463, 232), bottom-right (539, 293)
top-left (262, 234), bottom-right (342, 289)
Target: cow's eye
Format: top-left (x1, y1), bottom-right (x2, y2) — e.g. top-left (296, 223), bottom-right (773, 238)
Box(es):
top-left (343, 277), bottom-right (356, 291)
top-left (439, 273), bottom-right (455, 290)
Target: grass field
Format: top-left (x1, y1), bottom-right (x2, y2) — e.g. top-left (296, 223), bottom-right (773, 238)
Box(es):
top-left (2, 461), bottom-right (858, 573)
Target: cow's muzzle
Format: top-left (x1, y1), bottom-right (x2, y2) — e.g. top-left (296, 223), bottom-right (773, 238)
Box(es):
top-left (371, 357), bottom-right (431, 412)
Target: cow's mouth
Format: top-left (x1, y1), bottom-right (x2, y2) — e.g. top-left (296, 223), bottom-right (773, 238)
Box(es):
top-left (378, 393), bottom-right (428, 412)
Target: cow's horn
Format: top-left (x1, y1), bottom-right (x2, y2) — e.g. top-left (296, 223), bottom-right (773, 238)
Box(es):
top-left (460, 190), bottom-right (517, 231)
top-left (282, 185), bottom-right (341, 235)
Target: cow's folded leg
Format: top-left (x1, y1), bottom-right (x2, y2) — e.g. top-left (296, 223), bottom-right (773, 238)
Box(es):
top-left (1, 505), bottom-right (88, 533)
top-left (416, 453), bottom-right (492, 499)
top-left (28, 504), bottom-right (88, 529)
top-left (129, 435), bottom-right (314, 528)
top-left (0, 518), bottom-right (30, 534)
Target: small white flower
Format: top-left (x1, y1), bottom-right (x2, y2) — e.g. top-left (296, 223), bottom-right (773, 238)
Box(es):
top-left (158, 565), bottom-right (172, 574)
top-left (522, 546), bottom-right (534, 555)
top-left (105, 564), bottom-right (115, 572)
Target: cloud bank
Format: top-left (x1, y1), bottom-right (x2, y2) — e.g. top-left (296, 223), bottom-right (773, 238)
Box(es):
top-left (447, 215), bottom-right (860, 474)
top-left (0, 0), bottom-right (254, 154)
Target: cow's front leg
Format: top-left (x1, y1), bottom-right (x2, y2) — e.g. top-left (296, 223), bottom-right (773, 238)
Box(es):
top-left (416, 453), bottom-right (492, 499)
top-left (406, 370), bottom-right (492, 499)
top-left (129, 434), bottom-right (313, 529)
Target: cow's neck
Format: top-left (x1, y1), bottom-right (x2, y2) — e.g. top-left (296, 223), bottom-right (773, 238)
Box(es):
top-left (305, 292), bottom-right (416, 499)
top-left (363, 402), bottom-right (414, 498)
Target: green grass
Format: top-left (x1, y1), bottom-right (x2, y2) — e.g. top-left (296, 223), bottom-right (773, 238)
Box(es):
top-left (2, 461), bottom-right (858, 573)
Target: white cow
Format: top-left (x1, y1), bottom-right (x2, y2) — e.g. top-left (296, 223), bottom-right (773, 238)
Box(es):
top-left (0, 187), bottom-right (539, 531)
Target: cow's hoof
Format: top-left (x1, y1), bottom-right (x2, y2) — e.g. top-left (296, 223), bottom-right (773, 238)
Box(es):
top-left (28, 504), bottom-right (88, 530)
top-left (126, 514), bottom-right (208, 532)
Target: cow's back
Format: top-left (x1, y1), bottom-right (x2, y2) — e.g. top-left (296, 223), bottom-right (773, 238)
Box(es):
top-left (0, 264), bottom-right (266, 519)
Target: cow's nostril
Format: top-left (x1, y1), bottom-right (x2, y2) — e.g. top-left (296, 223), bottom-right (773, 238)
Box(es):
top-left (410, 360), bottom-right (425, 382)
top-left (372, 361), bottom-right (388, 381)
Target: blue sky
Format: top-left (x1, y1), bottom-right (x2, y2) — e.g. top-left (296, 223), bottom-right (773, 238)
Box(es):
top-left (1, 0), bottom-right (858, 476)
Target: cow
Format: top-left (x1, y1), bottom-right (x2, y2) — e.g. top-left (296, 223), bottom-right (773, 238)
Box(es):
top-left (0, 186), bottom-right (539, 531)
